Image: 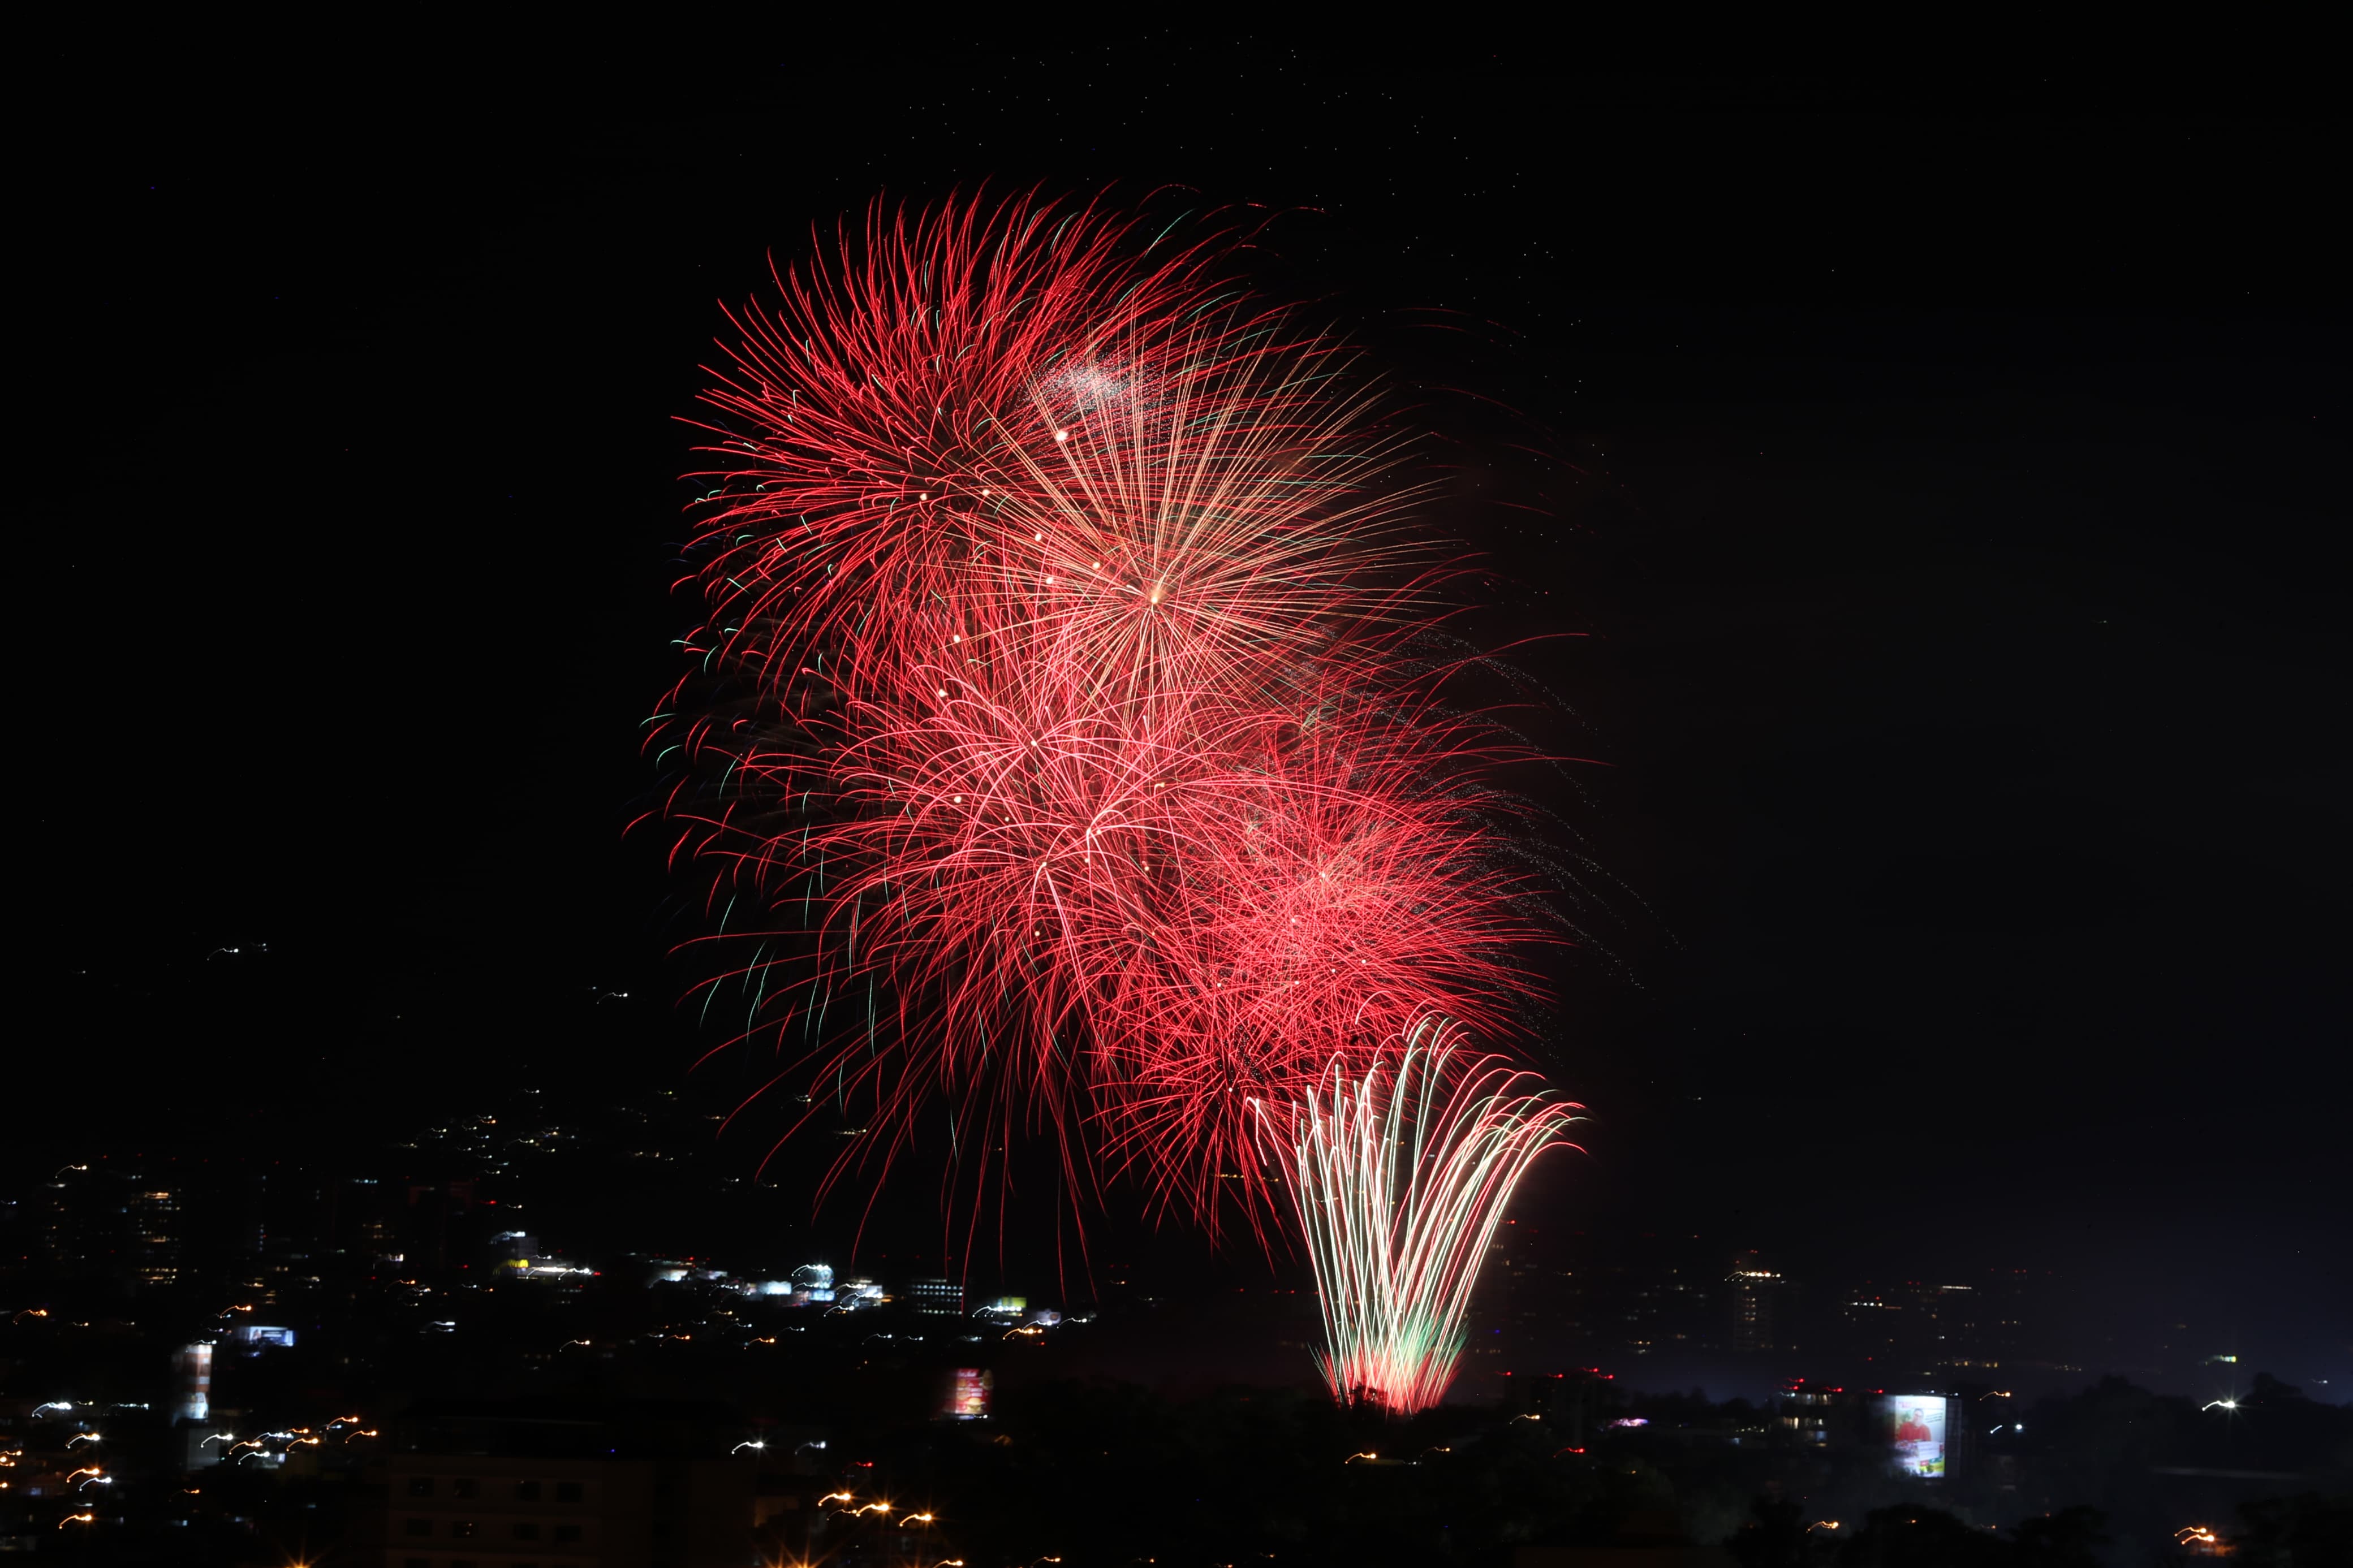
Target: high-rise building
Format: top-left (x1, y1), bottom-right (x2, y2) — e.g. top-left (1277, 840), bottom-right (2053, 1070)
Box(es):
top-left (906, 1277), bottom-right (963, 1316)
top-left (38, 1167), bottom-right (185, 1286)
top-left (174, 1342), bottom-right (214, 1425)
top-left (1726, 1251), bottom-right (1787, 1351)
top-left (1836, 1278), bottom-right (2016, 1376)
top-left (126, 1185), bottom-right (183, 1286)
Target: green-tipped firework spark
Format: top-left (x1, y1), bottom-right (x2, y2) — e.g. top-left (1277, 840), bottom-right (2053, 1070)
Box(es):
top-left (1261, 1022), bottom-right (1581, 1414)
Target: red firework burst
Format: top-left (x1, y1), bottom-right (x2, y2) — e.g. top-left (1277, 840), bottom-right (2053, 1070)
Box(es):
top-left (653, 191), bottom-right (1557, 1246)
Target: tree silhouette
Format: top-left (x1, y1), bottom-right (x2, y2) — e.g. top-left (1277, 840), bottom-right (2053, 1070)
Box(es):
top-left (2233, 1494), bottom-right (2353, 1568)
top-left (1726, 1493), bottom-right (1814, 1568)
top-left (2011, 1506), bottom-right (2106, 1568)
top-left (1835, 1505), bottom-right (2009, 1568)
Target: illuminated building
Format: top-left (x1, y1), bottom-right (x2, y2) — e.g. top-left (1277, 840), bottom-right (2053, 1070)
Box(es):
top-left (1838, 1275), bottom-right (2037, 1377)
top-left (172, 1344), bottom-right (212, 1424)
top-left (126, 1186), bottom-right (182, 1286)
top-left (1726, 1251), bottom-right (1787, 1352)
top-left (489, 1230), bottom-right (593, 1284)
top-left (751, 1263), bottom-right (838, 1302)
top-left (1776, 1381), bottom-right (1872, 1449)
top-left (35, 1167), bottom-right (183, 1286)
top-left (906, 1277), bottom-right (963, 1316)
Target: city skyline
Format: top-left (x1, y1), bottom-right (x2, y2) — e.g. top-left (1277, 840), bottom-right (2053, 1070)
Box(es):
top-left (10, 32), bottom-right (2346, 1565)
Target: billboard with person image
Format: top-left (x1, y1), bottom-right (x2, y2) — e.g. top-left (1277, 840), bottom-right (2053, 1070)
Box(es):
top-left (1882, 1393), bottom-right (1948, 1478)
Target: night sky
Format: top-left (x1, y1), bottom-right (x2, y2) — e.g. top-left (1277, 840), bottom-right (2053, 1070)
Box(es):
top-left (21, 42), bottom-right (2347, 1389)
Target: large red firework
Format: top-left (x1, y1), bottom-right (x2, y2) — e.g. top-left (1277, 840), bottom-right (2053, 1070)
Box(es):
top-left (653, 191), bottom-right (1553, 1247)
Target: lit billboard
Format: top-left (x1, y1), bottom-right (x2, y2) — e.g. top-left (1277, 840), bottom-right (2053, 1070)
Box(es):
top-left (1881, 1393), bottom-right (1947, 1478)
top-left (174, 1343), bottom-right (213, 1423)
top-left (942, 1366), bottom-right (993, 1420)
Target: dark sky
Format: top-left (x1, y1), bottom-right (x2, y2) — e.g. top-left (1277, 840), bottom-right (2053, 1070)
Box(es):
top-left (21, 40), bottom-right (2347, 1386)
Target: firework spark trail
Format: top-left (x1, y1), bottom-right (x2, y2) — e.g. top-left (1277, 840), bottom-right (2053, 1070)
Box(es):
top-left (1084, 710), bottom-right (1545, 1229)
top-left (653, 192), bottom-right (1574, 1283)
top-left (1264, 1023), bottom-right (1582, 1414)
top-left (680, 194), bottom-right (1444, 724)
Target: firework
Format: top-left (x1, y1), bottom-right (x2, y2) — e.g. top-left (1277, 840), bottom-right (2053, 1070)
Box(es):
top-left (1085, 706), bottom-right (1545, 1233)
top-left (1264, 1024), bottom-right (1580, 1414)
top-left (680, 192), bottom-right (1443, 722)
top-left (653, 191), bottom-right (1577, 1284)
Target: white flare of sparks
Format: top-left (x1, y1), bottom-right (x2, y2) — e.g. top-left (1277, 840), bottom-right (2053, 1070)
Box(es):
top-left (1259, 1021), bottom-right (1581, 1415)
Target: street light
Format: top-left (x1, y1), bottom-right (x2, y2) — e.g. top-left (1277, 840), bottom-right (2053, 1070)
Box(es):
top-left (732, 1440), bottom-right (766, 1454)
